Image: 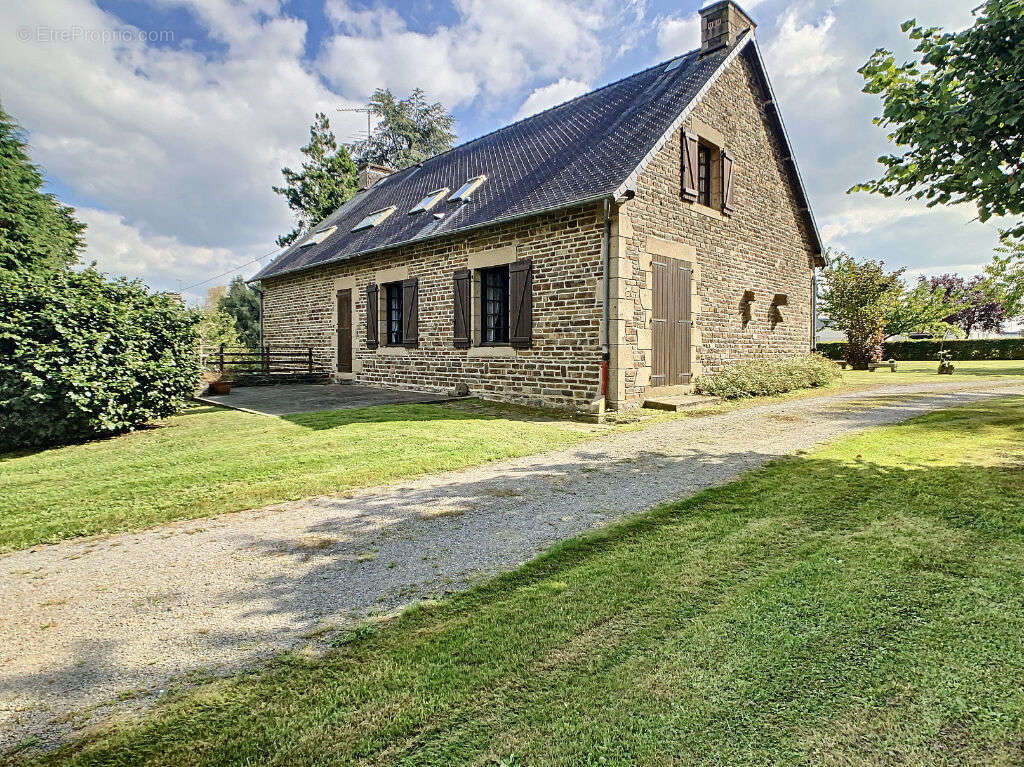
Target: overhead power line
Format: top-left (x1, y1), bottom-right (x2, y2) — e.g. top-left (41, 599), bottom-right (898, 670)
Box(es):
top-left (181, 248), bottom-right (281, 292)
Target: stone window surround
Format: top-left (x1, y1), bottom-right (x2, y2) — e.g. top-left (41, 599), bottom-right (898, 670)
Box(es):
top-left (372, 265), bottom-right (411, 356)
top-left (687, 118), bottom-right (726, 220)
top-left (466, 245), bottom-right (519, 359)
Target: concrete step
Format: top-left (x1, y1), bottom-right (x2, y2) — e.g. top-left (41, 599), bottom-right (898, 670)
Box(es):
top-left (642, 394), bottom-right (723, 412)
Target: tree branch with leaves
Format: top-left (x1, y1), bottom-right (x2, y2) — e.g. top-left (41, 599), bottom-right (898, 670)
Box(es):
top-left (350, 88), bottom-right (456, 171)
top-left (273, 113), bottom-right (359, 247)
top-left (851, 0), bottom-right (1024, 240)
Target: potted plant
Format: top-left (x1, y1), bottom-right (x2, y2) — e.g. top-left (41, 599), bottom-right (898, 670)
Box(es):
top-left (204, 369), bottom-right (233, 395)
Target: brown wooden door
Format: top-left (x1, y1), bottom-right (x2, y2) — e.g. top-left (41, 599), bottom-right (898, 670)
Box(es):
top-left (651, 256), bottom-right (692, 387)
top-left (337, 288), bottom-right (352, 373)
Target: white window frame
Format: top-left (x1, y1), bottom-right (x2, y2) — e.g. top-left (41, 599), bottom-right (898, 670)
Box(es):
top-left (352, 206), bottom-right (396, 231)
top-left (409, 188), bottom-right (449, 214)
top-left (299, 225), bottom-right (337, 247)
top-left (448, 175), bottom-right (486, 202)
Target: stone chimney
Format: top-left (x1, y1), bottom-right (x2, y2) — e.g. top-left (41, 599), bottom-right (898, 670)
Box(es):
top-left (700, 1), bottom-right (756, 54)
top-left (358, 162), bottom-right (394, 191)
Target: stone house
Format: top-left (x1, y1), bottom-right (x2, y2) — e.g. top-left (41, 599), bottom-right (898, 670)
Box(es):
top-left (252, 1), bottom-right (825, 413)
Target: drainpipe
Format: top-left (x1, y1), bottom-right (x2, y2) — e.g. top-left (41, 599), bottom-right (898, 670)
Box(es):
top-left (601, 198), bottom-right (612, 398)
top-left (810, 272), bottom-right (817, 352)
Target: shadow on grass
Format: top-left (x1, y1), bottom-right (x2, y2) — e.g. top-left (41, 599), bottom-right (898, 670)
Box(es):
top-left (11, 397), bottom-right (1024, 764)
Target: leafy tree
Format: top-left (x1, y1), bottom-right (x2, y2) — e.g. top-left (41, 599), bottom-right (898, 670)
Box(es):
top-left (926, 273), bottom-right (1007, 336)
top-left (818, 252), bottom-right (955, 367)
top-left (217, 275), bottom-right (261, 349)
top-left (852, 0), bottom-right (1024, 240)
top-left (351, 88), bottom-right (456, 171)
top-left (0, 268), bottom-right (201, 449)
top-left (273, 112), bottom-right (359, 247)
top-left (198, 306), bottom-right (241, 352)
top-left (986, 233), bottom-right (1024, 319)
top-left (0, 102), bottom-right (85, 275)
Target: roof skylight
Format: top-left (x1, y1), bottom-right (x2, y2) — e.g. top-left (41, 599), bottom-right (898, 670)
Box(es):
top-left (448, 175), bottom-right (486, 202)
top-left (664, 56), bottom-right (685, 72)
top-left (409, 188), bottom-right (449, 214)
top-left (351, 206), bottom-right (396, 231)
top-left (299, 225), bottom-right (337, 247)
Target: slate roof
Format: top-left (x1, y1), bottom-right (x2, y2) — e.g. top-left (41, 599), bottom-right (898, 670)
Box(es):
top-left (254, 34), bottom-right (819, 282)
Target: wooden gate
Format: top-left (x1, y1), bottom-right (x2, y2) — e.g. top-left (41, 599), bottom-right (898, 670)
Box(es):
top-left (651, 255), bottom-right (692, 387)
top-left (337, 288), bottom-right (352, 373)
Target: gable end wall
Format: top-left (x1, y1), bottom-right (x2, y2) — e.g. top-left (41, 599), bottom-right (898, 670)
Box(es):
top-left (610, 51), bottom-right (817, 406)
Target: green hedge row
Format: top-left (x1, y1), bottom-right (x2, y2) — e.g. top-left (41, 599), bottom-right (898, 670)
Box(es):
top-left (816, 339), bottom-right (1024, 361)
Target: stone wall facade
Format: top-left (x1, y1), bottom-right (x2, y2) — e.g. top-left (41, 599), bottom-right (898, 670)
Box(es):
top-left (261, 49), bottom-right (818, 412)
top-left (261, 204), bottom-right (607, 411)
top-left (607, 50), bottom-right (818, 408)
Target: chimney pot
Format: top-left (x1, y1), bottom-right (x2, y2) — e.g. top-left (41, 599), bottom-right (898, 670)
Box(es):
top-left (699, 1), bottom-right (756, 54)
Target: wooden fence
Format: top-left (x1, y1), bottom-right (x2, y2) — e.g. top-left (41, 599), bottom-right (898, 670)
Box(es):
top-left (201, 345), bottom-right (326, 375)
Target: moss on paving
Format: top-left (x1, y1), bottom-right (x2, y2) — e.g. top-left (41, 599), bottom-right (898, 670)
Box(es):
top-left (19, 396), bottom-right (1024, 766)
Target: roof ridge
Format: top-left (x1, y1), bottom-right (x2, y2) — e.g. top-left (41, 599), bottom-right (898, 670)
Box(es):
top-left (409, 48), bottom-right (700, 172)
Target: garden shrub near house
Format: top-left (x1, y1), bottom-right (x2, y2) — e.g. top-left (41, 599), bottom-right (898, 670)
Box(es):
top-left (0, 267), bottom-right (201, 449)
top-left (694, 355), bottom-right (842, 399)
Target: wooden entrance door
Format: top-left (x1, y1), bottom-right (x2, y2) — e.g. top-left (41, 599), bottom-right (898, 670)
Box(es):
top-left (337, 288), bottom-right (352, 373)
top-left (651, 255), bottom-right (692, 387)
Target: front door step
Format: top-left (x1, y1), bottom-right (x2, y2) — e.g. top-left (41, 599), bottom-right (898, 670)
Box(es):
top-left (643, 393), bottom-right (723, 412)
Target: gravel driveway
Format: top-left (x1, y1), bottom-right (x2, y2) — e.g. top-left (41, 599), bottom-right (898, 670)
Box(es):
top-left (2, 381), bottom-right (1022, 751)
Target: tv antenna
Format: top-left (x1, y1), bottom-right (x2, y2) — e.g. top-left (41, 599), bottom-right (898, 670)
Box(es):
top-left (338, 106), bottom-right (373, 143)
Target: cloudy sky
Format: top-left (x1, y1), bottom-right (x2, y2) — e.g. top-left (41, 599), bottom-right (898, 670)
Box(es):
top-left (1, 0), bottom-right (1008, 302)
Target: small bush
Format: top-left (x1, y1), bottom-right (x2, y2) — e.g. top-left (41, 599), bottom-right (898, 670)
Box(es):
top-left (694, 355), bottom-right (842, 400)
top-left (0, 268), bottom-right (201, 449)
top-left (817, 338), bottom-right (1024, 361)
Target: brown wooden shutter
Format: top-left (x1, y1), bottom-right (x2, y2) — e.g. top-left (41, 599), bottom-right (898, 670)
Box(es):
top-left (509, 258), bottom-right (533, 349)
top-left (721, 149), bottom-right (735, 214)
top-left (402, 277), bottom-right (419, 347)
top-left (681, 130), bottom-right (699, 201)
top-left (453, 269), bottom-right (471, 348)
top-left (365, 283), bottom-right (379, 349)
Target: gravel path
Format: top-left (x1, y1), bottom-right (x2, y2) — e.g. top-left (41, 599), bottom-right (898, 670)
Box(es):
top-left (2, 381), bottom-right (1022, 751)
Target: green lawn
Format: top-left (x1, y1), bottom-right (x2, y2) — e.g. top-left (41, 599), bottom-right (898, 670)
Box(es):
top-left (22, 396), bottom-right (1024, 766)
top-left (2, 360), bottom-right (1021, 554)
top-left (839, 358), bottom-right (1024, 384)
top-left (0, 400), bottom-right (599, 554)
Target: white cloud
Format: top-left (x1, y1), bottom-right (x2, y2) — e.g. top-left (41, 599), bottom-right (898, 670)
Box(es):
top-left (514, 78), bottom-right (591, 120)
top-left (764, 8), bottom-right (842, 105)
top-left (656, 13), bottom-right (701, 59)
top-left (77, 208), bottom-right (274, 303)
top-left (0, 0), bottom-right (366, 291)
top-left (318, 0), bottom-right (618, 107)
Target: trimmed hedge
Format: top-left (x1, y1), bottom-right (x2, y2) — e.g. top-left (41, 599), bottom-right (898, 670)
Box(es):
top-left (0, 268), bottom-right (201, 449)
top-left (817, 338), bottom-right (1024, 361)
top-left (694, 354), bottom-right (842, 400)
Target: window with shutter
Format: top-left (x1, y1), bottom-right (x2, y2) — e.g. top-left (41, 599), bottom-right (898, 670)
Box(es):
top-left (453, 269), bottom-right (471, 348)
top-left (402, 277), bottom-right (419, 347)
top-left (508, 258), bottom-right (533, 349)
top-left (365, 283), bottom-right (379, 349)
top-left (480, 265), bottom-right (510, 344)
top-left (681, 130), bottom-right (699, 201)
top-left (721, 149), bottom-right (735, 214)
top-left (384, 282), bottom-right (403, 345)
